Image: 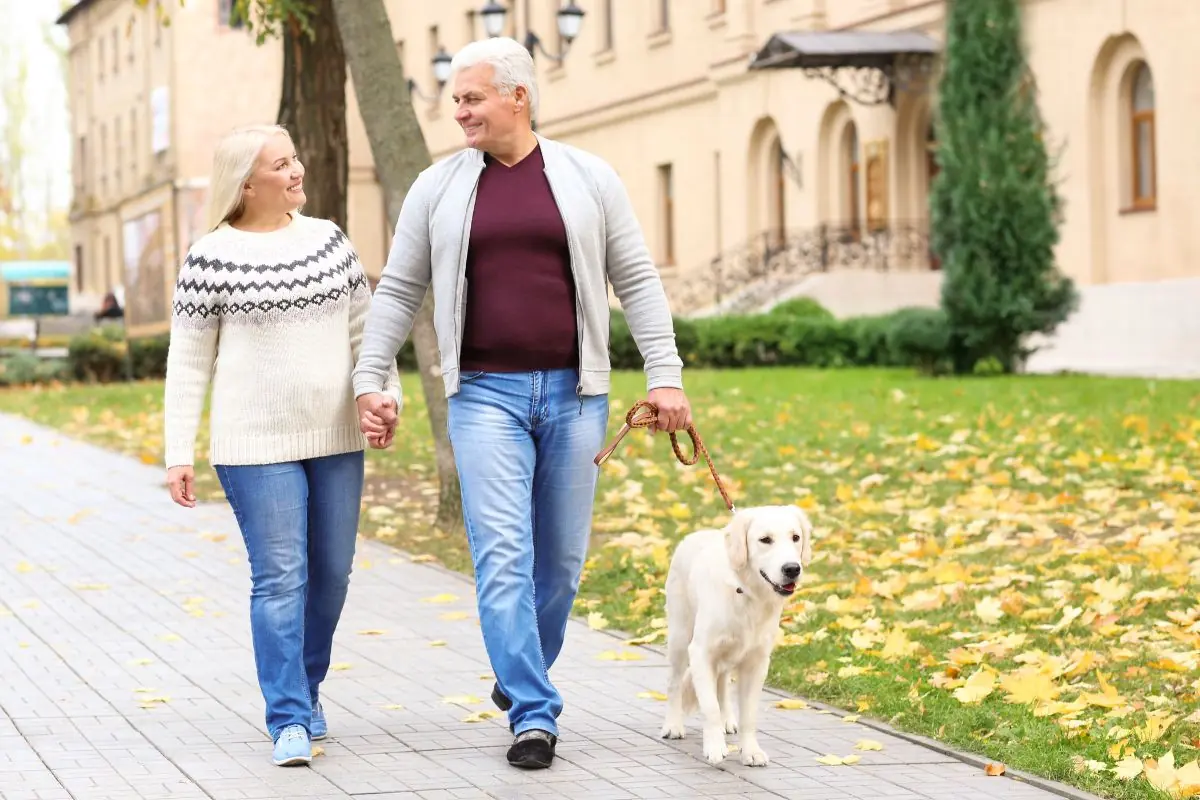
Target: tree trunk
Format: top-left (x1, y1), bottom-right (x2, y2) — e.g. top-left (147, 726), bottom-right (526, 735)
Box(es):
top-left (329, 0), bottom-right (462, 534)
top-left (276, 0), bottom-right (348, 230)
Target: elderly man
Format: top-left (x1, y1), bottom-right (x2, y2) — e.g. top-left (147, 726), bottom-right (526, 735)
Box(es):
top-left (352, 36), bottom-right (691, 769)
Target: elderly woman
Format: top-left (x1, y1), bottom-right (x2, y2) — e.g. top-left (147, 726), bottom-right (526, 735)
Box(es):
top-left (352, 37), bottom-right (693, 769)
top-left (163, 124), bottom-right (399, 767)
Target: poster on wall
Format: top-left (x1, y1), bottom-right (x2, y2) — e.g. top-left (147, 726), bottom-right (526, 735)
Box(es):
top-left (122, 210), bottom-right (169, 330)
top-left (150, 86), bottom-right (170, 154)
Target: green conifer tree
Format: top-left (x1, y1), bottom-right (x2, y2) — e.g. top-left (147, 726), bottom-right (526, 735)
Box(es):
top-left (929, 0), bottom-right (1079, 373)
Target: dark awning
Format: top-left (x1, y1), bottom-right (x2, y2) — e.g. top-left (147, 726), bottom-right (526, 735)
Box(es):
top-left (748, 30), bottom-right (940, 72)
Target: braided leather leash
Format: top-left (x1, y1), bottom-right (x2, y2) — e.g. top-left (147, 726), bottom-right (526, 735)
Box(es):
top-left (594, 400), bottom-right (736, 513)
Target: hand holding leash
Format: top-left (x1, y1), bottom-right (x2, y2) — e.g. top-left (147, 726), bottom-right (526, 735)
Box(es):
top-left (594, 400), bottom-right (736, 512)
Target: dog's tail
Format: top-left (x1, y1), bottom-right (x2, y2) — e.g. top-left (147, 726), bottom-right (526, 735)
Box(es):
top-left (680, 668), bottom-right (698, 716)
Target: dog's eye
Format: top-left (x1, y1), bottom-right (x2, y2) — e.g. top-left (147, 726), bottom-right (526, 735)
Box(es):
top-left (792, 534), bottom-right (801, 542)
top-left (758, 536), bottom-right (773, 545)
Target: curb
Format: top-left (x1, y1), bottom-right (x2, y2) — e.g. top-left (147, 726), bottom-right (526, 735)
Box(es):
top-left (376, 539), bottom-right (1108, 800)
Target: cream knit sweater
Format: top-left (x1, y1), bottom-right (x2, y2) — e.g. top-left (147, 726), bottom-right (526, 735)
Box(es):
top-left (163, 213), bottom-right (400, 468)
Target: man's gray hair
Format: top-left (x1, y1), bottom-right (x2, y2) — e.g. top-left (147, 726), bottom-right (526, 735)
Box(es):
top-left (450, 36), bottom-right (539, 121)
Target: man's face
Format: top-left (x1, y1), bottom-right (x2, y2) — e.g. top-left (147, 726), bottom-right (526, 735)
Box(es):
top-left (452, 63), bottom-right (526, 151)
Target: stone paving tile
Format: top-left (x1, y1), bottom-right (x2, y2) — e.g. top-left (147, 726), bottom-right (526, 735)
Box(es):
top-left (0, 412), bottom-right (1100, 800)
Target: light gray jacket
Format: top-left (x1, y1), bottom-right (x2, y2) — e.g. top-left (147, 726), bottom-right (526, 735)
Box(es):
top-left (351, 134), bottom-right (684, 401)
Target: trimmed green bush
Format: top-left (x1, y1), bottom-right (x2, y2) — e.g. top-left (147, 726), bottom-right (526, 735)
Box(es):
top-left (67, 326), bottom-right (129, 383)
top-left (885, 307), bottom-right (953, 376)
top-left (607, 300), bottom-right (952, 373)
top-left (0, 352), bottom-right (71, 387)
top-left (130, 335), bottom-right (170, 379)
top-left (767, 297), bottom-right (836, 321)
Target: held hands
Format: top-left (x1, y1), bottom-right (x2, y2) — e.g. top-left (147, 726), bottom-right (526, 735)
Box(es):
top-left (167, 466), bottom-right (197, 508)
top-left (646, 387), bottom-right (693, 434)
top-left (357, 392), bottom-right (398, 449)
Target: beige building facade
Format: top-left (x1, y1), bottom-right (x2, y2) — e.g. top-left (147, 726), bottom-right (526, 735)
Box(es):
top-left (59, 1), bottom-right (1200, 355)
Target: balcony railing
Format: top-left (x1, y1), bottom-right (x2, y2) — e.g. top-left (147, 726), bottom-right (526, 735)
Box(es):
top-left (670, 220), bottom-right (935, 316)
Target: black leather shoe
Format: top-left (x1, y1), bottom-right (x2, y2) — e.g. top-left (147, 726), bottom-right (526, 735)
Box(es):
top-left (491, 682), bottom-right (512, 711)
top-left (507, 729), bottom-right (556, 769)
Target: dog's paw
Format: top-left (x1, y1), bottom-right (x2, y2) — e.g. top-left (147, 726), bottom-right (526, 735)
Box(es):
top-left (660, 721), bottom-right (686, 740)
top-left (723, 719), bottom-right (739, 735)
top-left (741, 746), bottom-right (770, 767)
top-left (702, 733), bottom-right (727, 766)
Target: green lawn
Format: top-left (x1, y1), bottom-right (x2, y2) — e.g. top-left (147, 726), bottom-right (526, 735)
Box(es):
top-left (3, 368), bottom-right (1199, 799)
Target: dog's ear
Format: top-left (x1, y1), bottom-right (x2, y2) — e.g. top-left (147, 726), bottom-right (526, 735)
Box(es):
top-left (792, 506), bottom-right (814, 566)
top-left (725, 511), bottom-right (752, 570)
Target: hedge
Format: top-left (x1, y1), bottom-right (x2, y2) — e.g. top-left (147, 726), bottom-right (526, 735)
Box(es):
top-left (0, 299), bottom-right (951, 389)
top-left (609, 303), bottom-right (950, 372)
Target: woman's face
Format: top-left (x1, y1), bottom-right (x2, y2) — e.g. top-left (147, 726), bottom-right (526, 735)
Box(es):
top-left (242, 133), bottom-right (305, 217)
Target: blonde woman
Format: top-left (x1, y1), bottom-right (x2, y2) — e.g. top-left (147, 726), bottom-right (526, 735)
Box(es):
top-left (163, 124), bottom-right (400, 766)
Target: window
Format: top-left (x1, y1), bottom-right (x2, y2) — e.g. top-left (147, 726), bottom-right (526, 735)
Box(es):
top-left (75, 245), bottom-right (85, 293)
top-left (112, 29), bottom-right (119, 74)
top-left (464, 9), bottom-right (476, 43)
top-left (98, 37), bottom-right (105, 80)
top-left (771, 139), bottom-right (786, 246)
top-left (427, 25), bottom-right (440, 87)
top-left (103, 237), bottom-right (112, 290)
top-left (219, 0), bottom-right (244, 29)
top-left (601, 0), bottom-right (614, 50)
top-left (658, 0), bottom-right (670, 32)
top-left (128, 17), bottom-right (136, 64)
top-left (657, 163), bottom-right (675, 265)
top-left (99, 124), bottom-right (108, 197)
top-left (1130, 63), bottom-right (1156, 209)
top-left (114, 117), bottom-right (123, 195)
top-left (130, 108), bottom-right (138, 184)
top-left (713, 0), bottom-right (726, 13)
top-left (846, 123), bottom-right (861, 233)
top-left (77, 135), bottom-right (87, 191)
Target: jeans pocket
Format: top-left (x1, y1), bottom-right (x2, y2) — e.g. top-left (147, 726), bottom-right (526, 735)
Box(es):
top-left (460, 370), bottom-right (487, 383)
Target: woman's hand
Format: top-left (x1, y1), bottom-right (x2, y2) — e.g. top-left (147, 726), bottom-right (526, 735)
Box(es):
top-left (167, 466), bottom-right (197, 508)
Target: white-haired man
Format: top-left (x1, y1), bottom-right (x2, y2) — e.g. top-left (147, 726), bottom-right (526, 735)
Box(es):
top-left (352, 36), bottom-right (691, 769)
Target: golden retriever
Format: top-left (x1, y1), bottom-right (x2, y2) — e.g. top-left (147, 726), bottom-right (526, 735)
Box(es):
top-left (660, 505), bottom-right (813, 766)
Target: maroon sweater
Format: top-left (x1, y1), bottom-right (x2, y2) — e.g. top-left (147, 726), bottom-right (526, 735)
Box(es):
top-left (458, 145), bottom-right (579, 372)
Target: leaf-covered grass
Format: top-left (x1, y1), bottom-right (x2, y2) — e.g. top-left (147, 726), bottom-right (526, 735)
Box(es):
top-left (3, 368), bottom-right (1199, 798)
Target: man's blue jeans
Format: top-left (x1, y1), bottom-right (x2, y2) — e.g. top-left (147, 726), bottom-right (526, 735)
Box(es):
top-left (215, 450), bottom-right (364, 740)
top-left (448, 369), bottom-right (609, 736)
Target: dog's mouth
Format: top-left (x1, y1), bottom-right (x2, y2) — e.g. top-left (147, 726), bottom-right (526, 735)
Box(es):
top-left (760, 570), bottom-right (796, 597)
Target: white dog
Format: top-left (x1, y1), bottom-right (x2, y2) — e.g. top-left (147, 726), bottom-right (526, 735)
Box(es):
top-left (660, 505), bottom-right (813, 766)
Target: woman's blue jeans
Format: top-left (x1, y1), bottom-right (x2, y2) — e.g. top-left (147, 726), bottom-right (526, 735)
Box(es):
top-left (447, 368), bottom-right (609, 737)
top-left (215, 450), bottom-right (364, 740)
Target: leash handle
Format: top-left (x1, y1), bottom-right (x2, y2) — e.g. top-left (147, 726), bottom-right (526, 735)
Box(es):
top-left (594, 400), bottom-right (736, 512)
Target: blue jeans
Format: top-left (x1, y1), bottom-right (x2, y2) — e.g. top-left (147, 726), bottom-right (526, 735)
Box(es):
top-left (448, 369), bottom-right (609, 736)
top-left (215, 450), bottom-right (364, 740)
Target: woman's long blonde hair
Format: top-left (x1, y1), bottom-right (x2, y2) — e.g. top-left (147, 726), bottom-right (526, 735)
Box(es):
top-left (205, 124), bottom-right (293, 232)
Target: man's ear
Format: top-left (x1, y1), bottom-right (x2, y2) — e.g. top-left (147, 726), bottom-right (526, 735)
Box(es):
top-left (725, 511), bottom-right (752, 570)
top-left (792, 506), bottom-right (813, 566)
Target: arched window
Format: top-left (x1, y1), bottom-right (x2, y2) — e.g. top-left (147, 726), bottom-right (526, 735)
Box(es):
top-left (1130, 63), bottom-right (1156, 208)
top-left (846, 123), bottom-right (861, 234)
top-left (770, 138), bottom-right (786, 246)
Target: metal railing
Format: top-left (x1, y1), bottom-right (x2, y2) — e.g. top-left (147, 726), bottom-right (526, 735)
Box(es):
top-left (669, 221), bottom-right (935, 316)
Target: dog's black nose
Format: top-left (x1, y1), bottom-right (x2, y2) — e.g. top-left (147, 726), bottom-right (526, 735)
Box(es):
top-left (782, 562), bottom-right (801, 580)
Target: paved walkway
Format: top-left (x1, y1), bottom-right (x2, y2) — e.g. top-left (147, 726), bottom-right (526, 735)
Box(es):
top-left (0, 412), bottom-right (1094, 800)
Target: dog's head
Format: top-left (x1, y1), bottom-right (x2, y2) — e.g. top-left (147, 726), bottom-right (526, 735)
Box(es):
top-left (724, 505), bottom-right (813, 597)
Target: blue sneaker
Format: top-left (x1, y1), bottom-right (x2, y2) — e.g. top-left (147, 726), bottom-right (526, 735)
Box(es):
top-left (272, 724), bottom-right (312, 767)
top-left (311, 701), bottom-right (327, 741)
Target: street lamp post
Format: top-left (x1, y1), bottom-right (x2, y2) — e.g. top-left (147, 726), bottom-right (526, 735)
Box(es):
top-left (479, 0), bottom-right (585, 63)
top-left (407, 1), bottom-right (585, 110)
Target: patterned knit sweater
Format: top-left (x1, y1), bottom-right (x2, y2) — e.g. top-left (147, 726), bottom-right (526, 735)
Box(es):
top-left (163, 213), bottom-right (400, 468)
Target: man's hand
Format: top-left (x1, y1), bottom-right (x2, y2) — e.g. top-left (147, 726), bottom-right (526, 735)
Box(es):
top-left (167, 465), bottom-right (196, 508)
top-left (356, 392), bottom-right (398, 449)
top-left (647, 387), bottom-right (692, 434)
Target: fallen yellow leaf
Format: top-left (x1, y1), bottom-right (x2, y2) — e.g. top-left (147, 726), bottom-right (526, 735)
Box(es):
top-left (637, 691), bottom-right (668, 701)
top-left (421, 593), bottom-right (459, 604)
top-left (816, 754), bottom-right (862, 766)
top-left (774, 698), bottom-right (809, 710)
top-left (854, 740), bottom-right (884, 751)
